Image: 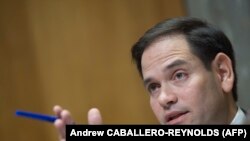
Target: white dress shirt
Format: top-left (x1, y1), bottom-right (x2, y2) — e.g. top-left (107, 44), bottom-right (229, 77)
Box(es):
top-left (230, 107), bottom-right (247, 124)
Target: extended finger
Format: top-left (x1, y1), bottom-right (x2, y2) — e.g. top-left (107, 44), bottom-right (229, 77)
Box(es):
top-left (88, 108), bottom-right (102, 125)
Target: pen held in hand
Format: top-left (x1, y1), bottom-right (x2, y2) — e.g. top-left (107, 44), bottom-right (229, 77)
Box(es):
top-left (15, 110), bottom-right (58, 123)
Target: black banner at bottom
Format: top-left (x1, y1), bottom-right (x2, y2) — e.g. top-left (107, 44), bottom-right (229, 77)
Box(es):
top-left (66, 125), bottom-right (250, 139)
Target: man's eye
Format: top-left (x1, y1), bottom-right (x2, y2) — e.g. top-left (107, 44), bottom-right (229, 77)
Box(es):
top-left (174, 72), bottom-right (187, 81)
top-left (147, 83), bottom-right (160, 94)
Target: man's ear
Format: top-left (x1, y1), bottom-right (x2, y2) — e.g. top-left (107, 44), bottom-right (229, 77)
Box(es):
top-left (212, 53), bottom-right (234, 94)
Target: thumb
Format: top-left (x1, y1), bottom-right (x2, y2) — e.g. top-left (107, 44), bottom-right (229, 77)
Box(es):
top-left (88, 108), bottom-right (102, 125)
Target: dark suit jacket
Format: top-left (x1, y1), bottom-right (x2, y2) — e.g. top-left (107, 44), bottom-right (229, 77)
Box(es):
top-left (244, 109), bottom-right (250, 124)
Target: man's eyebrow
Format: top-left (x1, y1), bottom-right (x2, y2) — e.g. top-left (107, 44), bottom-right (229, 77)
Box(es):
top-left (143, 78), bottom-right (152, 87)
top-left (164, 59), bottom-right (188, 71)
top-left (143, 59), bottom-right (188, 86)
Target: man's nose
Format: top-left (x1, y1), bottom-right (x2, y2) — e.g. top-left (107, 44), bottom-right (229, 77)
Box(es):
top-left (157, 87), bottom-right (178, 109)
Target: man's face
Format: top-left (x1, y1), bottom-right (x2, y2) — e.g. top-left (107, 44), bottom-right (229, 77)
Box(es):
top-left (141, 35), bottom-right (228, 124)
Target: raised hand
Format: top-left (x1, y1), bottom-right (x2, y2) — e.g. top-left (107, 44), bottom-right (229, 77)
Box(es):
top-left (53, 105), bottom-right (102, 141)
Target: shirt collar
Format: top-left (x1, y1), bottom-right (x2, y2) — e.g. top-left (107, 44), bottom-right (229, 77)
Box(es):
top-left (230, 107), bottom-right (246, 124)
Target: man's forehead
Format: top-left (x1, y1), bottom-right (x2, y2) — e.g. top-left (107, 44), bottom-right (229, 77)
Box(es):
top-left (142, 35), bottom-right (191, 57)
top-left (141, 36), bottom-right (193, 67)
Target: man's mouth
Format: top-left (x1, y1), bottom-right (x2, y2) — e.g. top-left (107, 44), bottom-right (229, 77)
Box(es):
top-left (165, 111), bottom-right (188, 124)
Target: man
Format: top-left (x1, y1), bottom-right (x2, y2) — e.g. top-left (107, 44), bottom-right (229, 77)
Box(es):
top-left (53, 17), bottom-right (247, 140)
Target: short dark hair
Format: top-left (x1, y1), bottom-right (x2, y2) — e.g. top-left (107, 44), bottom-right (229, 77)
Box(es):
top-left (131, 17), bottom-right (238, 101)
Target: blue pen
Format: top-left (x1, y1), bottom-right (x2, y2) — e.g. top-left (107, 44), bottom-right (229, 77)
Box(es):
top-left (15, 110), bottom-right (58, 123)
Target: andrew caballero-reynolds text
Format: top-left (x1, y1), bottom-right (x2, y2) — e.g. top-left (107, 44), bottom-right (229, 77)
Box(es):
top-left (67, 126), bottom-right (247, 138)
